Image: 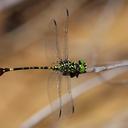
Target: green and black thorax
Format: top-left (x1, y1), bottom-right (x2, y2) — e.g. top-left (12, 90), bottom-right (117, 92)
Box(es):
top-left (52, 59), bottom-right (87, 78)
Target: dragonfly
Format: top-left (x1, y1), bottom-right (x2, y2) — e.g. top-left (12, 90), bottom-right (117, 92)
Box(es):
top-left (0, 9), bottom-right (127, 118)
top-left (0, 9), bottom-right (87, 118)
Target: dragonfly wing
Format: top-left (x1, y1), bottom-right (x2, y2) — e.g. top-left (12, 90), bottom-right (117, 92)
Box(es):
top-left (63, 9), bottom-right (69, 60)
top-left (44, 9), bottom-right (70, 62)
top-left (56, 75), bottom-right (74, 117)
top-left (52, 19), bottom-right (61, 60)
top-left (44, 19), bottom-right (61, 65)
top-left (66, 76), bottom-right (74, 113)
top-left (47, 73), bottom-right (63, 119)
top-left (60, 10), bottom-right (69, 60)
top-left (62, 76), bottom-right (75, 116)
top-left (47, 73), bottom-right (74, 119)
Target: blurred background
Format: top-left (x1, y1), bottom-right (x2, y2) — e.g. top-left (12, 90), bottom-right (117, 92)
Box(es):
top-left (0, 0), bottom-right (128, 128)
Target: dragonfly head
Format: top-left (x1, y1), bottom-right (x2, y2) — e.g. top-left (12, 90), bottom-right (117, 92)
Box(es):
top-left (69, 59), bottom-right (87, 78)
top-left (78, 60), bottom-right (87, 74)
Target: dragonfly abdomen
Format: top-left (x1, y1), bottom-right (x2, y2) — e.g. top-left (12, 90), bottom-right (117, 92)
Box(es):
top-left (0, 66), bottom-right (50, 76)
top-left (13, 66), bottom-right (49, 70)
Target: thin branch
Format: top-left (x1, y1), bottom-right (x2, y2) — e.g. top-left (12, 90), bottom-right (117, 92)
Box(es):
top-left (87, 60), bottom-right (128, 73)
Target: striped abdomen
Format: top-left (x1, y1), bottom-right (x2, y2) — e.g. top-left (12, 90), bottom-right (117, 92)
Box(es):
top-left (0, 66), bottom-right (49, 76)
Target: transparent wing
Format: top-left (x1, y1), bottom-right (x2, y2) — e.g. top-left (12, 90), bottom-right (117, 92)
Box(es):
top-left (44, 19), bottom-right (61, 65)
top-left (47, 73), bottom-right (74, 119)
top-left (58, 75), bottom-right (74, 117)
top-left (47, 73), bottom-right (63, 119)
top-left (52, 19), bottom-right (61, 60)
top-left (64, 76), bottom-right (74, 115)
top-left (63, 9), bottom-right (69, 60)
top-left (44, 9), bottom-right (70, 63)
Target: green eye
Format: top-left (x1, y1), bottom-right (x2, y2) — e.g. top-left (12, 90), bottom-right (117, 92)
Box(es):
top-left (79, 65), bottom-right (86, 73)
top-left (78, 60), bottom-right (87, 73)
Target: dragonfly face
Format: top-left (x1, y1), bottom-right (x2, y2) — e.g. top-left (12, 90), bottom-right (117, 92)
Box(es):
top-left (52, 59), bottom-right (87, 78)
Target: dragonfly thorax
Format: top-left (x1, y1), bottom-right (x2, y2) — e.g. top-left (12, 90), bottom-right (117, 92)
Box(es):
top-left (52, 59), bottom-right (87, 78)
